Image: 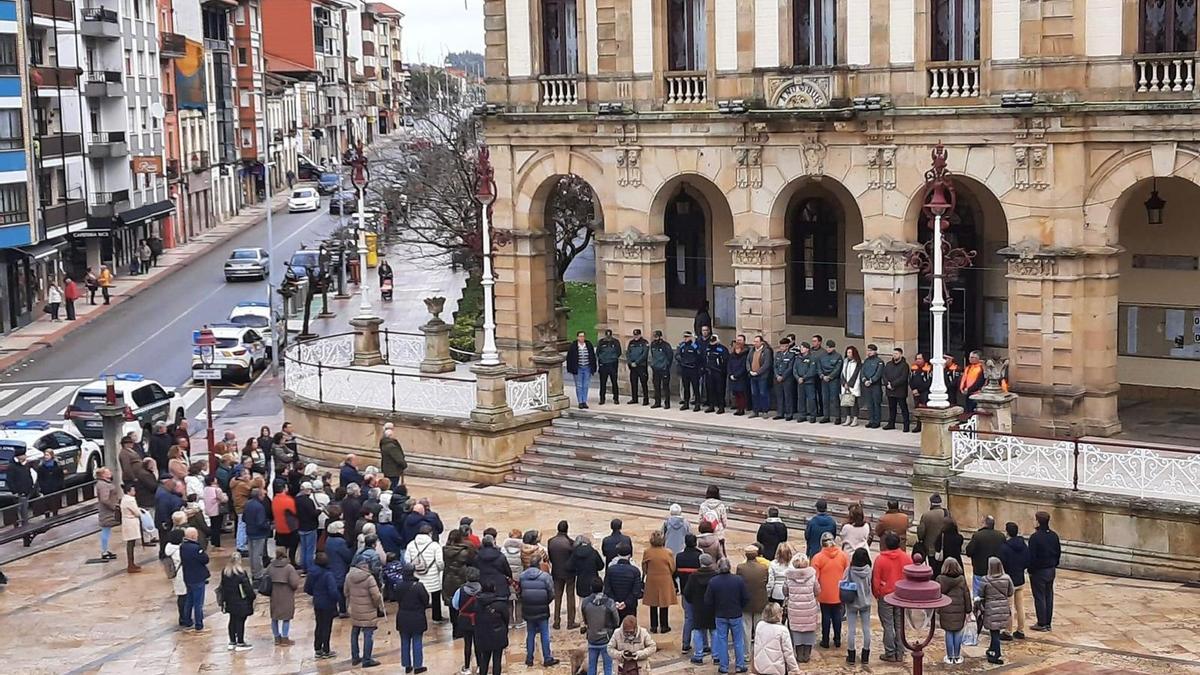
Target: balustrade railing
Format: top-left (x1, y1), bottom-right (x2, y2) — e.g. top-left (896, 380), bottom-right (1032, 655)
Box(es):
top-left (665, 72), bottom-right (707, 104)
top-left (539, 76), bottom-right (579, 107)
top-left (505, 371), bottom-right (550, 416)
top-left (927, 62), bottom-right (981, 98)
top-left (1135, 54), bottom-right (1195, 93)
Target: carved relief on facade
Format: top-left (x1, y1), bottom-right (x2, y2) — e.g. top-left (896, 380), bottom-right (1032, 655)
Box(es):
top-left (1014, 144), bottom-right (1049, 190)
top-left (801, 137), bottom-right (827, 176)
top-left (727, 234), bottom-right (788, 267)
top-left (735, 146), bottom-right (763, 188)
top-left (866, 146), bottom-right (897, 190)
top-left (853, 234), bottom-right (920, 273)
top-left (864, 118), bottom-right (894, 144)
top-left (615, 123), bottom-right (642, 187)
top-left (598, 229), bottom-right (668, 263)
top-left (764, 74), bottom-right (833, 109)
top-left (998, 237), bottom-right (1063, 277)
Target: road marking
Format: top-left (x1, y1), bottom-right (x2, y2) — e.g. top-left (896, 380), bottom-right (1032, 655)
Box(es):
top-left (24, 385), bottom-right (78, 416)
top-left (217, 388), bottom-right (237, 398)
top-left (0, 377), bottom-right (90, 387)
top-left (180, 388), bottom-right (206, 410)
top-left (0, 386), bottom-right (47, 416)
top-left (0, 389), bottom-right (15, 405)
top-left (211, 397), bottom-right (230, 412)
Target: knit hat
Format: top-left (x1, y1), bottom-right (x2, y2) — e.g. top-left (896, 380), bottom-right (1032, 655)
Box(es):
top-left (930, 494), bottom-right (943, 506)
top-left (303, 462), bottom-right (318, 476)
top-left (699, 553), bottom-right (715, 567)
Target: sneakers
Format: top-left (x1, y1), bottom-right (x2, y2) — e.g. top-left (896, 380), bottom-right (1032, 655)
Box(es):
top-left (1032, 624), bottom-right (1052, 632)
top-left (227, 643), bottom-right (236, 651)
top-left (100, 551), bottom-right (117, 560)
top-left (1013, 630), bottom-right (1026, 639)
top-left (235, 643), bottom-right (253, 652)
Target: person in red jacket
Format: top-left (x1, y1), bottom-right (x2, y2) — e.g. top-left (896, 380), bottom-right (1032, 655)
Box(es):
top-left (63, 276), bottom-right (80, 320)
top-left (272, 479), bottom-right (299, 566)
top-left (872, 532), bottom-right (914, 663)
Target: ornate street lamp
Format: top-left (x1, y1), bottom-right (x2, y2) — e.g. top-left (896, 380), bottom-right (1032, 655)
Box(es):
top-left (884, 563), bottom-right (952, 675)
top-left (473, 145), bottom-right (502, 367)
top-left (1145, 178), bottom-right (1165, 225)
top-left (916, 145), bottom-right (958, 409)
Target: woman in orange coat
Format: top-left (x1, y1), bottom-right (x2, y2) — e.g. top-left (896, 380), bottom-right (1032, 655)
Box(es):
top-left (641, 530), bottom-right (677, 633)
top-left (811, 531), bottom-right (850, 649)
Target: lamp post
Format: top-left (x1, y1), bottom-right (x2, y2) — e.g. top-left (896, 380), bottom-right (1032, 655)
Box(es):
top-left (473, 145), bottom-right (501, 367)
top-left (96, 373), bottom-right (125, 485)
top-left (922, 145), bottom-right (957, 409)
top-left (195, 326), bottom-right (218, 475)
top-left (348, 143), bottom-right (374, 318)
top-left (884, 563), bottom-right (952, 675)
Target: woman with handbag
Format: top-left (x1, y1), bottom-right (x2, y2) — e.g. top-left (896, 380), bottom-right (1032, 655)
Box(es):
top-left (607, 614), bottom-right (657, 675)
top-left (218, 552), bottom-right (257, 651)
top-left (841, 548), bottom-right (874, 664)
top-left (936, 557), bottom-right (972, 664)
top-left (120, 483), bottom-right (143, 573)
top-left (933, 517), bottom-right (965, 578)
top-left (840, 346), bottom-right (863, 426)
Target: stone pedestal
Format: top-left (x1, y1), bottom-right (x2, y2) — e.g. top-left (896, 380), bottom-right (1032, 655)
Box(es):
top-left (531, 348), bottom-right (571, 411)
top-left (912, 405), bottom-right (964, 519)
top-left (350, 315), bottom-right (385, 366)
top-left (727, 235), bottom-right (789, 339)
top-left (419, 321), bottom-right (456, 374)
top-left (973, 389), bottom-right (1018, 433)
top-left (470, 362), bottom-right (513, 425)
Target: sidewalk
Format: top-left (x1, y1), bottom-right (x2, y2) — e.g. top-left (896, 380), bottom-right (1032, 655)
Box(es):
top-left (0, 193), bottom-right (289, 373)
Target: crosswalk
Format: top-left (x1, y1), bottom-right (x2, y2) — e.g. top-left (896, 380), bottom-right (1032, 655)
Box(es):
top-left (0, 379), bottom-right (245, 424)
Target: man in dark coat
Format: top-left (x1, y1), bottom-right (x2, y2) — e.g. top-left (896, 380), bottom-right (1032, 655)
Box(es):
top-left (626, 328), bottom-right (650, 406)
top-left (755, 507), bottom-right (788, 560)
top-left (601, 519), bottom-right (632, 566)
top-left (693, 300), bottom-right (712, 338)
top-left (705, 557), bottom-right (749, 673)
top-left (179, 528), bottom-right (210, 630)
top-left (154, 479), bottom-right (185, 559)
top-left (683, 553), bottom-right (718, 663)
top-left (703, 335), bottom-right (729, 414)
top-left (546, 520), bottom-right (577, 629)
top-left (816, 339), bottom-right (844, 423)
top-left (649, 330), bottom-right (674, 409)
top-left (909, 353), bottom-right (932, 433)
top-left (378, 424), bottom-right (407, 487)
top-left (475, 535), bottom-right (514, 599)
top-left (860, 344), bottom-right (885, 428)
top-left (602, 544), bottom-right (643, 619)
top-left (772, 337), bottom-right (796, 420)
top-left (792, 342), bottom-right (819, 423)
top-left (675, 534), bottom-right (704, 653)
top-left (882, 347), bottom-right (912, 432)
top-left (676, 332), bottom-right (703, 411)
top-left (518, 556), bottom-right (560, 667)
top-left (596, 329), bottom-right (623, 405)
top-left (148, 421), bottom-right (174, 478)
top-left (5, 448), bottom-right (35, 529)
top-left (965, 515), bottom-right (1006, 596)
top-left (339, 455), bottom-right (364, 488)
top-left (565, 331), bottom-right (597, 409)
top-left (998, 521), bottom-right (1031, 640)
top-left (1028, 511), bottom-right (1061, 632)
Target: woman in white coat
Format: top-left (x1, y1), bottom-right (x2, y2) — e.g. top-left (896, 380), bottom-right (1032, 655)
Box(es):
top-left (404, 523), bottom-right (446, 620)
top-left (841, 346), bottom-right (863, 427)
top-left (120, 483), bottom-right (143, 573)
top-left (753, 603), bottom-right (801, 675)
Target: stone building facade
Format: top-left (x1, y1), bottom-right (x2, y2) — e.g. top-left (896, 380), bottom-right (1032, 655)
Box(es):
top-left (481, 0), bottom-right (1200, 437)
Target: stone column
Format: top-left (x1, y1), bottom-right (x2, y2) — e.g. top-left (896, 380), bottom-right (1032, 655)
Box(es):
top-left (727, 235), bottom-right (789, 339)
top-left (911, 405), bottom-right (964, 525)
top-left (419, 296), bottom-right (455, 374)
top-left (470, 362), bottom-right (513, 425)
top-left (350, 315), bottom-right (384, 366)
top-left (595, 229), bottom-right (669, 338)
top-left (854, 235), bottom-right (921, 354)
top-left (495, 228), bottom-right (555, 369)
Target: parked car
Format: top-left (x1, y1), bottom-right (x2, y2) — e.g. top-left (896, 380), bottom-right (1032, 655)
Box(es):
top-left (65, 374), bottom-right (186, 441)
top-left (228, 301), bottom-right (283, 356)
top-left (191, 323), bottom-right (268, 384)
top-left (287, 249), bottom-right (322, 277)
top-left (223, 247), bottom-right (268, 282)
top-left (0, 420), bottom-right (102, 497)
top-left (316, 172), bottom-right (342, 195)
top-left (288, 187), bottom-right (321, 212)
top-left (328, 189), bottom-right (357, 215)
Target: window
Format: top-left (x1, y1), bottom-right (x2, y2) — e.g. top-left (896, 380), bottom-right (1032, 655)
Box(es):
top-left (241, 128), bottom-right (252, 147)
top-left (541, 0), bottom-right (579, 76)
top-left (29, 36), bottom-right (44, 65)
top-left (0, 110), bottom-right (22, 150)
top-left (1141, 0), bottom-right (1198, 53)
top-left (0, 35), bottom-right (16, 75)
top-left (788, 198), bottom-right (840, 318)
top-left (793, 0), bottom-right (836, 66)
top-left (235, 5), bottom-right (246, 25)
top-left (665, 189), bottom-right (708, 311)
top-left (0, 184), bottom-right (26, 216)
top-left (238, 47), bottom-right (248, 66)
top-left (667, 0), bottom-right (707, 71)
top-left (931, 0), bottom-right (980, 61)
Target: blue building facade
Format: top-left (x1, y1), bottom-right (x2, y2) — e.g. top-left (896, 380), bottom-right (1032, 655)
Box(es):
top-left (0, 0), bottom-right (36, 333)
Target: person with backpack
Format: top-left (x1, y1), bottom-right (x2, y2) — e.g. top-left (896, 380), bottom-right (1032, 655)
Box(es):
top-left (163, 526), bottom-right (190, 627)
top-left (268, 549), bottom-right (302, 645)
top-left (451, 567), bottom-right (483, 675)
top-left (393, 563), bottom-right (432, 673)
top-left (699, 485), bottom-right (729, 554)
top-left (473, 580), bottom-right (511, 675)
top-left (842, 547), bottom-right (874, 664)
top-left (518, 554), bottom-right (560, 667)
top-left (305, 552), bottom-right (340, 659)
top-left (218, 552), bottom-right (256, 651)
top-left (404, 523), bottom-right (446, 621)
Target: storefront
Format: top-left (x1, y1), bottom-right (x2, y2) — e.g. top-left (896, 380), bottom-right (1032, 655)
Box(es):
top-left (74, 200), bottom-right (175, 275)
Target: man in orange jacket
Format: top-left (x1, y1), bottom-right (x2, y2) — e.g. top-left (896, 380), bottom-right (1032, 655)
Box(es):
top-left (959, 350), bottom-right (985, 413)
top-left (872, 532), bottom-right (914, 663)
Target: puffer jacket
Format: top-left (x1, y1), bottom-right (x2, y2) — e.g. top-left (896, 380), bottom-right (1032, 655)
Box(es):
top-left (163, 540), bottom-right (187, 596)
top-left (518, 567), bottom-right (554, 621)
top-left (475, 545), bottom-right (513, 598)
top-left (979, 572), bottom-right (1014, 631)
top-left (936, 572), bottom-right (972, 632)
top-left (441, 542), bottom-right (474, 603)
top-left (501, 537), bottom-right (524, 577)
top-left (784, 566), bottom-right (820, 633)
top-left (344, 564), bottom-right (386, 628)
top-left (520, 542), bottom-right (549, 571)
top-left (753, 621), bottom-right (800, 675)
top-left (403, 533), bottom-right (444, 592)
top-left (697, 532), bottom-right (722, 561)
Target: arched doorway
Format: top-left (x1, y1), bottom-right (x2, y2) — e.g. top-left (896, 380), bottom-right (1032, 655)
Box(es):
top-left (665, 187), bottom-right (708, 311)
top-left (542, 174), bottom-right (602, 343)
top-left (788, 196), bottom-right (841, 320)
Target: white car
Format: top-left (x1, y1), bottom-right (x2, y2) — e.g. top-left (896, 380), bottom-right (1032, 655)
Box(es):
top-left (288, 187), bottom-right (321, 212)
top-left (227, 301), bottom-right (283, 356)
top-left (64, 374), bottom-right (187, 442)
top-left (191, 323), bottom-right (268, 384)
top-left (0, 420), bottom-right (103, 495)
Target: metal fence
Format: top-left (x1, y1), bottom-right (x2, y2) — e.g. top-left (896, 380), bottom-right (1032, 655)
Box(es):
top-left (951, 414), bottom-right (1200, 504)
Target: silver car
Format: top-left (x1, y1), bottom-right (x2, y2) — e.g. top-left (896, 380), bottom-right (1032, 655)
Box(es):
top-left (224, 247), bottom-right (269, 281)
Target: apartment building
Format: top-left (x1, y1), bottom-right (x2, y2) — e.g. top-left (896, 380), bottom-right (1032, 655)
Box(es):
top-left (0, 0), bottom-right (38, 334)
top-left (363, 2), bottom-right (405, 137)
top-left (230, 0), bottom-right (263, 204)
top-left (157, 0), bottom-right (186, 246)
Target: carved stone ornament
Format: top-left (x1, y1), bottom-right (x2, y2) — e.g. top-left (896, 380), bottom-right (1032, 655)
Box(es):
top-left (866, 145), bottom-right (897, 190)
top-left (423, 296), bottom-right (447, 325)
top-left (599, 229), bottom-right (667, 262)
top-left (534, 320), bottom-right (559, 354)
top-left (765, 74), bottom-right (833, 110)
top-left (997, 237), bottom-right (1069, 277)
top-left (616, 146), bottom-right (642, 187)
top-left (735, 146), bottom-right (764, 189)
top-left (801, 137), bottom-right (827, 176)
top-left (727, 235), bottom-right (787, 267)
top-left (1014, 144), bottom-right (1049, 190)
top-left (853, 234), bottom-right (920, 273)
top-left (982, 358), bottom-right (1010, 394)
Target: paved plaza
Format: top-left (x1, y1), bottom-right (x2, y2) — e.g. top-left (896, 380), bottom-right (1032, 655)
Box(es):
top-left (1, 476), bottom-right (1197, 674)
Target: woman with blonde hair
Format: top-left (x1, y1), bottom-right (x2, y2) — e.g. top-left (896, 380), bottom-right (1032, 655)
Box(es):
top-left (167, 445), bottom-right (189, 481)
top-left (783, 554), bottom-right (820, 662)
top-left (753, 603), bottom-right (800, 674)
top-left (766, 543), bottom-right (793, 607)
top-left (219, 552), bottom-right (257, 651)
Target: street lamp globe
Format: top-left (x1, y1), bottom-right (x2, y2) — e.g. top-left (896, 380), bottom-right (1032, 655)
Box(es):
top-left (884, 562), bottom-right (952, 675)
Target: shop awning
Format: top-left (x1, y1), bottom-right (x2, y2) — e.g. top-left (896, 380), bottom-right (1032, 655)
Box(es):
top-left (16, 237), bottom-right (68, 261)
top-left (116, 200), bottom-right (175, 226)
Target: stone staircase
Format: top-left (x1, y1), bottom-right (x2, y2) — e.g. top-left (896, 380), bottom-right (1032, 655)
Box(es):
top-left (505, 410), bottom-right (921, 525)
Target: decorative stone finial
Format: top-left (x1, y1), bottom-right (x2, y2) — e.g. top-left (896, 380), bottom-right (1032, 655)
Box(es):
top-left (982, 358), bottom-right (1009, 394)
top-left (423, 296), bottom-right (447, 325)
top-left (535, 320), bottom-right (559, 354)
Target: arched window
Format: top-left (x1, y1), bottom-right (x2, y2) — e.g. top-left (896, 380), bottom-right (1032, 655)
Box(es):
top-left (931, 0), bottom-right (980, 61)
top-left (666, 189), bottom-right (708, 310)
top-left (1140, 0), bottom-right (1198, 53)
top-left (788, 197), bottom-right (839, 318)
top-left (793, 0), bottom-right (836, 66)
top-left (667, 0), bottom-right (707, 71)
top-left (542, 0), bottom-right (579, 75)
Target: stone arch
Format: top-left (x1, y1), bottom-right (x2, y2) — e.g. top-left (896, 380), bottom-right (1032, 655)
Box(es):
top-left (1084, 144), bottom-right (1200, 246)
top-left (647, 173), bottom-right (736, 320)
top-left (512, 149), bottom-right (609, 232)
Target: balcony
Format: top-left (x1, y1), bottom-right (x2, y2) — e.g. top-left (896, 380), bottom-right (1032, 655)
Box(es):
top-left (1134, 54), bottom-right (1196, 94)
top-left (163, 93), bottom-right (176, 112)
top-left (87, 190), bottom-right (130, 219)
top-left (84, 71), bottom-right (123, 98)
top-left (30, 66), bottom-right (80, 90)
top-left (87, 131), bottom-right (128, 158)
top-left (190, 150), bottom-right (210, 173)
top-left (203, 38), bottom-right (231, 53)
top-left (927, 62), bottom-right (981, 98)
top-left (38, 133), bottom-right (84, 159)
top-left (81, 7), bottom-right (120, 39)
top-left (166, 159), bottom-right (180, 181)
top-left (43, 200), bottom-right (87, 229)
top-left (664, 72), bottom-right (708, 105)
top-left (31, 0), bottom-right (74, 21)
top-left (160, 32), bottom-right (187, 59)
top-left (539, 75), bottom-right (579, 107)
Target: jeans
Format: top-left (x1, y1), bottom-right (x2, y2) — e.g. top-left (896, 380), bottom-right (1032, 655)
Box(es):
top-left (820, 603), bottom-right (844, 644)
top-left (401, 632), bottom-right (424, 669)
top-left (185, 582), bottom-right (206, 629)
top-left (573, 369), bottom-right (592, 406)
top-left (588, 643), bottom-right (613, 675)
top-left (878, 598), bottom-right (903, 658)
top-left (16, 494), bottom-right (30, 528)
top-left (629, 365), bottom-right (649, 403)
top-left (1030, 567), bottom-right (1056, 627)
top-left (598, 364), bottom-right (619, 402)
top-left (248, 538), bottom-right (267, 578)
top-left (314, 606), bottom-right (335, 653)
top-left (235, 514), bottom-right (247, 551)
top-left (846, 604), bottom-right (871, 652)
top-left (821, 378), bottom-right (842, 419)
top-left (100, 526), bottom-right (112, 555)
top-left (525, 617), bottom-right (553, 662)
top-left (681, 598), bottom-right (695, 649)
top-left (272, 619), bottom-right (291, 638)
top-left (944, 628), bottom-right (965, 659)
top-left (774, 378), bottom-right (795, 417)
top-left (713, 616), bottom-right (746, 671)
top-left (350, 625), bottom-right (376, 661)
top-left (750, 375), bottom-right (771, 413)
top-left (864, 385), bottom-right (883, 425)
top-left (972, 575), bottom-right (986, 600)
top-left (690, 627), bottom-right (711, 662)
top-left (988, 628), bottom-right (1002, 658)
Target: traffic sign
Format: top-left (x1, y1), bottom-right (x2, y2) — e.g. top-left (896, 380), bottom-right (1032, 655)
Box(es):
top-left (193, 369), bottom-right (223, 380)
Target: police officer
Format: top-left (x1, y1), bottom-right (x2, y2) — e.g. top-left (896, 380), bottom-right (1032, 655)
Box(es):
top-left (772, 337), bottom-right (797, 420)
top-left (676, 332), bottom-right (703, 411)
top-left (860, 344), bottom-right (885, 428)
top-left (792, 342), bottom-right (819, 423)
top-left (697, 324), bottom-right (713, 403)
top-left (816, 339), bottom-right (844, 424)
top-left (703, 334), bottom-right (729, 414)
top-left (626, 328), bottom-right (650, 406)
top-left (649, 330), bottom-right (674, 409)
top-left (596, 329), bottom-right (623, 405)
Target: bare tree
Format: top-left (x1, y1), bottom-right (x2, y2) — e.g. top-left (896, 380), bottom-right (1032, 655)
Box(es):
top-left (546, 174), bottom-right (600, 283)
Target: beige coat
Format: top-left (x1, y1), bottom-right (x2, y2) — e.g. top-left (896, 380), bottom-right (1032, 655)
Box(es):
top-left (343, 565), bottom-right (385, 628)
top-left (120, 494), bottom-right (141, 541)
top-left (607, 626), bottom-right (657, 674)
top-left (268, 558), bottom-right (303, 620)
top-left (753, 621), bottom-right (800, 675)
top-left (96, 478), bottom-right (121, 529)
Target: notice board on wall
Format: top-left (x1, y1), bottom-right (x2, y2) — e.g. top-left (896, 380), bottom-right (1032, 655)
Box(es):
top-left (1119, 304), bottom-right (1200, 360)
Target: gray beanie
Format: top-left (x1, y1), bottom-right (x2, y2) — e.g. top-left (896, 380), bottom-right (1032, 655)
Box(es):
top-left (699, 553), bottom-right (715, 567)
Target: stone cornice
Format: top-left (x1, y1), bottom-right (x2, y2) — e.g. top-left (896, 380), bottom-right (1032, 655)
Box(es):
top-left (596, 229), bottom-right (670, 264)
top-left (725, 235), bottom-right (789, 268)
top-left (853, 235), bottom-right (920, 274)
top-left (998, 238), bottom-right (1124, 277)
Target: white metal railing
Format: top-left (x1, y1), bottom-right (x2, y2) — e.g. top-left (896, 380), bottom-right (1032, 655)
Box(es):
top-left (539, 76), bottom-right (579, 106)
top-left (927, 63), bottom-right (981, 98)
top-left (1135, 55), bottom-right (1195, 92)
top-left (1079, 442), bottom-right (1200, 502)
top-left (951, 415), bottom-right (1074, 488)
top-left (506, 372), bottom-right (549, 416)
top-left (665, 72), bottom-right (708, 104)
top-left (294, 332), bottom-right (355, 367)
top-left (383, 330), bottom-right (425, 368)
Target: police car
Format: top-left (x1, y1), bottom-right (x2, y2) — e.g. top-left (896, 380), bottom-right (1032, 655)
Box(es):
top-left (191, 323), bottom-right (268, 383)
top-left (65, 374), bottom-right (188, 441)
top-left (227, 301), bottom-right (283, 356)
top-left (0, 420), bottom-right (103, 494)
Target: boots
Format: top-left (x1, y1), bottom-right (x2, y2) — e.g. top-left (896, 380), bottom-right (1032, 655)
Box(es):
top-left (847, 649), bottom-right (856, 664)
top-left (799, 645), bottom-right (812, 662)
top-left (848, 416), bottom-right (858, 427)
top-left (794, 647), bottom-right (804, 664)
top-left (912, 421), bottom-right (922, 433)
top-left (861, 649), bottom-right (870, 663)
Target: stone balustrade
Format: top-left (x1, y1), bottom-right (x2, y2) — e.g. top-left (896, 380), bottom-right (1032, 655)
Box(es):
top-left (664, 72), bottom-right (708, 104)
top-left (1135, 54), bottom-right (1195, 93)
top-left (927, 62), bottom-right (981, 98)
top-left (539, 76), bottom-right (579, 107)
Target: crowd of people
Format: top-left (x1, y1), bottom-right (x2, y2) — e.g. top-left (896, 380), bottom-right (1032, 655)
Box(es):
top-left (567, 319), bottom-right (995, 433)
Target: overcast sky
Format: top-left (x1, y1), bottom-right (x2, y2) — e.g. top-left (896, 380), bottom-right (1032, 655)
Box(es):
top-left (392, 0), bottom-right (485, 64)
